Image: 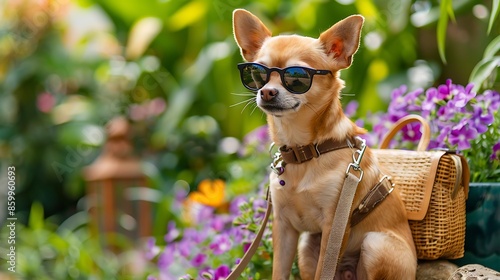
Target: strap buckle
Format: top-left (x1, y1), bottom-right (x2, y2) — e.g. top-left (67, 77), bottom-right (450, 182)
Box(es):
top-left (311, 143), bottom-right (321, 158)
top-left (345, 137), bottom-right (367, 181)
top-left (269, 142), bottom-right (285, 175)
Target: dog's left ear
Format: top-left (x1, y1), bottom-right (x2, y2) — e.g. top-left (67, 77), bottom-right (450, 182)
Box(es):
top-left (319, 15), bottom-right (364, 69)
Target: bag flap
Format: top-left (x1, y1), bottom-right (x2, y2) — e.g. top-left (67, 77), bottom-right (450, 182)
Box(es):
top-left (372, 149), bottom-right (446, 221)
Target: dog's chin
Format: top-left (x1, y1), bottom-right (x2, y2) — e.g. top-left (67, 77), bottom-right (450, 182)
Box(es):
top-left (259, 102), bottom-right (301, 117)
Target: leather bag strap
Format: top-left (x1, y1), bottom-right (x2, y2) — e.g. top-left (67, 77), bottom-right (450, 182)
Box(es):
top-left (226, 192), bottom-right (272, 280)
top-left (350, 175), bottom-right (394, 227)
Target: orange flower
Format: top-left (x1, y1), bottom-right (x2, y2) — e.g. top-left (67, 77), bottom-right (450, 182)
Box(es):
top-left (188, 179), bottom-right (226, 208)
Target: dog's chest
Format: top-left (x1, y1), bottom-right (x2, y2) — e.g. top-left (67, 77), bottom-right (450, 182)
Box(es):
top-left (270, 168), bottom-right (342, 233)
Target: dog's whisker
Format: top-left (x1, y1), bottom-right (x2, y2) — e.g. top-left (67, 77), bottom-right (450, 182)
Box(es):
top-left (230, 98), bottom-right (255, 108)
top-left (232, 96), bottom-right (257, 114)
top-left (341, 93), bottom-right (356, 97)
top-left (230, 92), bottom-right (257, 97)
top-left (241, 99), bottom-right (257, 114)
top-left (249, 103), bottom-right (261, 116)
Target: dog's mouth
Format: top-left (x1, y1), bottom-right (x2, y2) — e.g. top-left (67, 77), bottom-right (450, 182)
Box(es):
top-left (259, 102), bottom-right (301, 116)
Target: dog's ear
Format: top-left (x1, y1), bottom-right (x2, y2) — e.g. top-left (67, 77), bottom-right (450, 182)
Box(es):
top-left (319, 15), bottom-right (364, 69)
top-left (233, 9), bottom-right (272, 62)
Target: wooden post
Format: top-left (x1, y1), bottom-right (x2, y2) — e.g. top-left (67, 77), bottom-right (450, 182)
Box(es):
top-left (83, 117), bottom-right (151, 249)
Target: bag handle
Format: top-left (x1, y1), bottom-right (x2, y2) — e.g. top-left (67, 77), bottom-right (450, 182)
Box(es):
top-left (379, 114), bottom-right (431, 151)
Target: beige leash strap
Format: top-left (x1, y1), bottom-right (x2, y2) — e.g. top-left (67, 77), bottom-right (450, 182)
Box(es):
top-left (320, 137), bottom-right (366, 279)
top-left (226, 193), bottom-right (272, 280)
top-left (320, 172), bottom-right (360, 279)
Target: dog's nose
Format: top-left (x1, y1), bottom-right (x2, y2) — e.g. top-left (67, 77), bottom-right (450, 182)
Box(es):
top-left (260, 88), bottom-right (278, 101)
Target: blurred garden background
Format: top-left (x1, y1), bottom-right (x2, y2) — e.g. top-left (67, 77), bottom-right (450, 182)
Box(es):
top-left (0, 0), bottom-right (499, 279)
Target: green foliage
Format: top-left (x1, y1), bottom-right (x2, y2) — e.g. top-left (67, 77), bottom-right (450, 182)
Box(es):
top-left (470, 35), bottom-right (500, 92)
top-left (437, 0), bottom-right (455, 63)
top-left (0, 203), bottom-right (152, 279)
top-left (489, 0), bottom-right (500, 34)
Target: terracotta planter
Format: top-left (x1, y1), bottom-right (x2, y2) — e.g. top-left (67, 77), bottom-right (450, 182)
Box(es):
top-left (453, 182), bottom-right (500, 270)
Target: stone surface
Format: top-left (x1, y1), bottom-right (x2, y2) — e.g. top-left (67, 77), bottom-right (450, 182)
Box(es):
top-left (416, 260), bottom-right (458, 280)
top-left (449, 264), bottom-right (500, 280)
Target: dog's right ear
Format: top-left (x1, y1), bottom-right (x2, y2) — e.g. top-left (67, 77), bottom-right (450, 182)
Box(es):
top-left (233, 9), bottom-right (272, 62)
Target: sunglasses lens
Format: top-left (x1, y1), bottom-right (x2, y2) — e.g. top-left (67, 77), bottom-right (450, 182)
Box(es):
top-left (241, 64), bottom-right (267, 90)
top-left (284, 67), bottom-right (311, 93)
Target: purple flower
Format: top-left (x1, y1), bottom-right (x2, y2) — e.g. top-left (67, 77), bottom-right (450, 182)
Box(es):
top-left (239, 125), bottom-right (270, 155)
top-left (252, 198), bottom-right (267, 220)
top-left (214, 265), bottom-right (231, 280)
top-left (437, 79), bottom-right (454, 100)
top-left (401, 123), bottom-right (422, 143)
top-left (476, 89), bottom-right (500, 111)
top-left (372, 113), bottom-right (392, 143)
top-left (209, 233), bottom-right (232, 255)
top-left (190, 253), bottom-right (207, 267)
top-left (177, 239), bottom-right (192, 258)
top-left (243, 242), bottom-right (252, 253)
top-left (490, 141), bottom-right (500, 161)
top-left (188, 203), bottom-right (215, 225)
top-left (391, 85), bottom-right (407, 101)
top-left (145, 237), bottom-right (160, 260)
top-left (344, 100), bottom-right (359, 118)
top-left (405, 88), bottom-right (424, 111)
top-left (422, 87), bottom-right (441, 112)
top-left (175, 187), bottom-right (188, 203)
top-left (229, 196), bottom-right (246, 216)
top-left (449, 124), bottom-right (478, 150)
top-left (183, 228), bottom-right (207, 244)
top-left (355, 118), bottom-right (365, 128)
top-left (436, 125), bottom-right (451, 142)
top-left (436, 101), bottom-right (463, 119)
top-left (210, 215), bottom-right (227, 231)
top-left (358, 133), bottom-right (377, 148)
top-left (471, 106), bottom-right (494, 133)
top-left (228, 226), bottom-right (245, 244)
top-left (451, 84), bottom-right (476, 108)
top-left (158, 245), bottom-right (175, 270)
top-left (165, 221), bottom-right (180, 243)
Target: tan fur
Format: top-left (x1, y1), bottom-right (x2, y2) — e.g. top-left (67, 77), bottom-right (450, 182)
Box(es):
top-left (233, 9), bottom-right (417, 280)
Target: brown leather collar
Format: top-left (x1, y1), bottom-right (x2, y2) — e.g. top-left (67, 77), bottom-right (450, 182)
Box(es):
top-left (351, 175), bottom-right (394, 227)
top-left (279, 137), bottom-right (356, 164)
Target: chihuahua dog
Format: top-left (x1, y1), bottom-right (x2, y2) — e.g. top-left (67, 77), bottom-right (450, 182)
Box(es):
top-left (233, 9), bottom-right (417, 280)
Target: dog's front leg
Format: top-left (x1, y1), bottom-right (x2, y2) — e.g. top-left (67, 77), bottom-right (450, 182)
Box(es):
top-left (272, 215), bottom-right (299, 280)
top-left (314, 220), bottom-right (351, 280)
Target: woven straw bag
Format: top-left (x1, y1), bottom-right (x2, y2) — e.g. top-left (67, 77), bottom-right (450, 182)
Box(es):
top-left (372, 115), bottom-right (470, 260)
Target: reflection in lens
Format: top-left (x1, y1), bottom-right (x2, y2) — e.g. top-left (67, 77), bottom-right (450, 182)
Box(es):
top-left (243, 65), bottom-right (267, 90)
top-left (284, 67), bottom-right (310, 93)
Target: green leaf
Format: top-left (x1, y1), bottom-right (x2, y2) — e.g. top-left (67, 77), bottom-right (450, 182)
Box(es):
top-left (489, 0), bottom-right (500, 35)
top-left (447, 0), bottom-right (456, 23)
top-left (29, 202), bottom-right (45, 230)
top-left (126, 17), bottom-right (163, 60)
top-left (437, 0), bottom-right (452, 64)
top-left (168, 0), bottom-right (208, 31)
top-left (484, 35), bottom-right (500, 60)
top-left (469, 56), bottom-right (500, 92)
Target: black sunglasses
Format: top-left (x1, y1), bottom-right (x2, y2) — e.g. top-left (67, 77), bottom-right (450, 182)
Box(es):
top-left (237, 63), bottom-right (332, 94)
